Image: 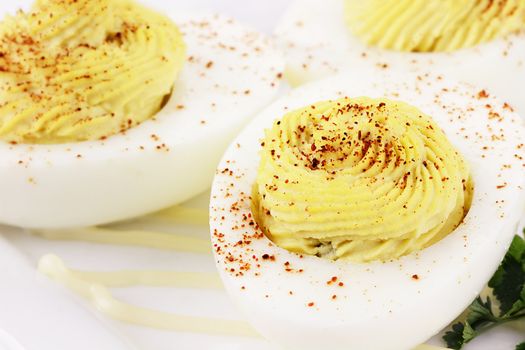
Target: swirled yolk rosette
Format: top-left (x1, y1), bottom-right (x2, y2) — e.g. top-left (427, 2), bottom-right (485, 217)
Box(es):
top-left (252, 97), bottom-right (473, 262)
top-left (0, 0), bottom-right (185, 144)
top-left (345, 0), bottom-right (525, 52)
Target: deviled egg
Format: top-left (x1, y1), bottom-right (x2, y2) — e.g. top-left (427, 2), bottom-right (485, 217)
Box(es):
top-left (274, 0), bottom-right (525, 116)
top-left (0, 0), bottom-right (284, 229)
top-left (210, 69), bottom-right (525, 350)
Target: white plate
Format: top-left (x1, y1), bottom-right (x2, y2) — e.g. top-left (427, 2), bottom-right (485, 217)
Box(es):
top-left (1, 190), bottom-right (523, 350)
top-left (0, 1), bottom-right (523, 349)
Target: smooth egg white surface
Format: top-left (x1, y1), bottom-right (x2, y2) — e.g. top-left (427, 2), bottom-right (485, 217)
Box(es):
top-left (0, 4), bottom-right (284, 229)
top-left (274, 0), bottom-right (525, 118)
top-left (210, 69), bottom-right (525, 350)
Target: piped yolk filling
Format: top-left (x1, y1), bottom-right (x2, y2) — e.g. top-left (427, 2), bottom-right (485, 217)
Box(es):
top-left (0, 0), bottom-right (186, 144)
top-left (252, 97), bottom-right (473, 262)
top-left (344, 0), bottom-right (525, 52)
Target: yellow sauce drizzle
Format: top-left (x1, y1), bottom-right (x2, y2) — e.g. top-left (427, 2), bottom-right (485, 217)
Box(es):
top-left (67, 268), bottom-right (222, 289)
top-left (144, 206), bottom-right (210, 226)
top-left (32, 226), bottom-right (211, 254)
top-left (38, 254), bottom-right (257, 337)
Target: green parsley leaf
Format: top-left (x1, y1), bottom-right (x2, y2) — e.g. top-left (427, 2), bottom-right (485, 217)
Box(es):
top-left (466, 297), bottom-right (497, 326)
top-left (489, 235), bottom-right (525, 315)
top-left (443, 234), bottom-right (525, 349)
top-left (443, 323), bottom-right (465, 350)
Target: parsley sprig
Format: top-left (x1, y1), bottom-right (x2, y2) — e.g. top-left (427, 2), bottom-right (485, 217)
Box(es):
top-left (443, 234), bottom-right (525, 350)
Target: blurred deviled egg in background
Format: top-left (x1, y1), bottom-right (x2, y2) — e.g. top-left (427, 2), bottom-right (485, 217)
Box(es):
top-left (0, 0), bottom-right (284, 229)
top-left (275, 0), bottom-right (525, 117)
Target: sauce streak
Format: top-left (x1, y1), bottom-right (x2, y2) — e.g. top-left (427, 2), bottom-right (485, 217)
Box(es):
top-left (38, 255), bottom-right (256, 337)
top-left (32, 227), bottom-right (211, 254)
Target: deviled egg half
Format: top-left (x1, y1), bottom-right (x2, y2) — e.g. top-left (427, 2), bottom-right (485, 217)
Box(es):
top-left (275, 0), bottom-right (525, 117)
top-left (0, 0), bottom-right (284, 229)
top-left (210, 68), bottom-right (525, 350)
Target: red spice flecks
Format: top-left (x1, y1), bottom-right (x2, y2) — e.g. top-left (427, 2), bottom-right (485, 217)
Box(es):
top-left (412, 274), bottom-right (420, 280)
top-left (502, 102), bottom-right (514, 112)
top-left (260, 253), bottom-right (276, 261)
top-left (307, 302), bottom-right (315, 307)
top-left (477, 90), bottom-right (489, 99)
top-left (326, 276), bottom-right (338, 285)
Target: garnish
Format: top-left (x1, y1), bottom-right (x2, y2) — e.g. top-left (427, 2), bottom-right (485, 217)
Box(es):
top-left (443, 234), bottom-right (525, 349)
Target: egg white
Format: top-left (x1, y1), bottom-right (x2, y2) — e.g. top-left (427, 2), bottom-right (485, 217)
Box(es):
top-left (274, 0), bottom-right (525, 118)
top-left (210, 69), bottom-right (525, 350)
top-left (0, 4), bottom-right (284, 229)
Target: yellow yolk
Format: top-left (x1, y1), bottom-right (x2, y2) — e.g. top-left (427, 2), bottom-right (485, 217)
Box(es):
top-left (344, 0), bottom-right (525, 52)
top-left (0, 0), bottom-right (185, 144)
top-left (252, 97), bottom-right (472, 262)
